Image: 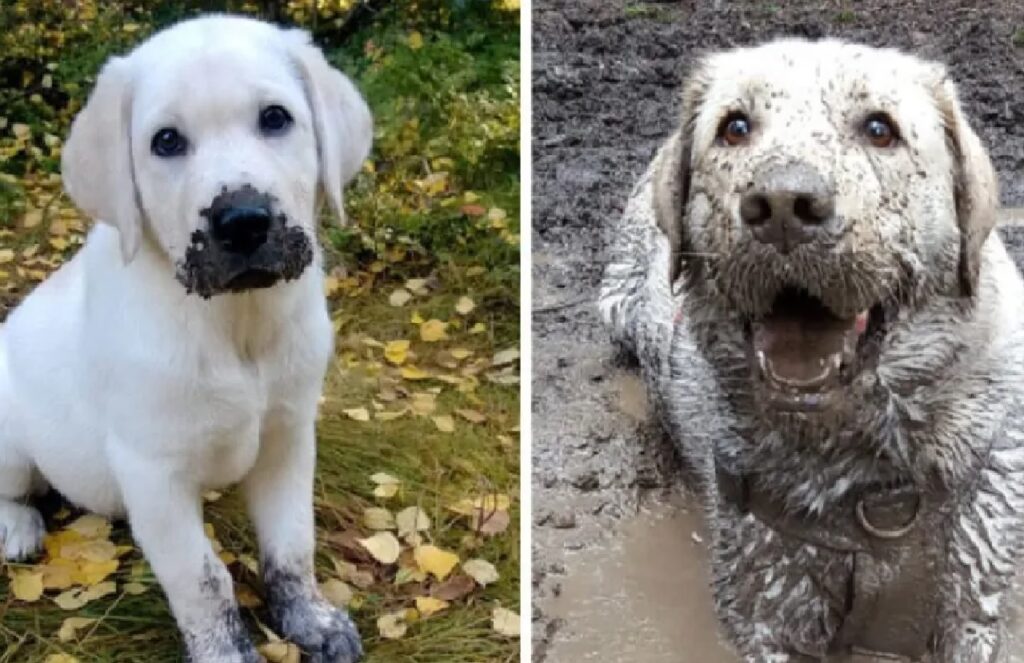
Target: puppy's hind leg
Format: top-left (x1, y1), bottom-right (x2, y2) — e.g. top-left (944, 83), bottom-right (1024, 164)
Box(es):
top-left (0, 348), bottom-right (45, 561)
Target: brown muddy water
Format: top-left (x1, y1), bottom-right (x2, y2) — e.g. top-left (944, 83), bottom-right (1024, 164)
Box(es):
top-left (543, 495), bottom-right (733, 662)
top-left (540, 490), bottom-right (1024, 663)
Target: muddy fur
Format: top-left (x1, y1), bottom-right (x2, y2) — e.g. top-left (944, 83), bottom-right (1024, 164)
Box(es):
top-left (263, 556), bottom-right (363, 663)
top-left (181, 557), bottom-right (262, 663)
top-left (177, 185), bottom-right (314, 299)
top-left (599, 39), bottom-right (1024, 661)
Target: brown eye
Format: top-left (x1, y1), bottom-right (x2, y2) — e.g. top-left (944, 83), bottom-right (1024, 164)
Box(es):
top-left (718, 113), bottom-right (752, 146)
top-left (864, 113), bottom-right (898, 148)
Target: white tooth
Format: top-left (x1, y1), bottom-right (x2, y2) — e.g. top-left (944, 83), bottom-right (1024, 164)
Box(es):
top-left (757, 350), bottom-right (768, 376)
top-left (832, 353), bottom-right (843, 370)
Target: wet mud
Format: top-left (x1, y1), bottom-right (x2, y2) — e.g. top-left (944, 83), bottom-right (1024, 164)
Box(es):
top-left (531, 0), bottom-right (1024, 660)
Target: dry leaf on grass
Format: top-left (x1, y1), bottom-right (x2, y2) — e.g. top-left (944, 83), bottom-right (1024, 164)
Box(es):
top-left (388, 289), bottom-right (412, 307)
top-left (414, 545), bottom-right (460, 580)
top-left (320, 578), bottom-right (353, 608)
top-left (455, 408), bottom-right (486, 424)
top-left (377, 610), bottom-right (409, 640)
top-left (492, 606), bottom-right (521, 637)
top-left (415, 596), bottom-right (449, 617)
top-left (384, 340), bottom-right (410, 365)
top-left (363, 507), bottom-right (396, 531)
top-left (454, 296), bottom-right (475, 315)
top-left (358, 532), bottom-right (401, 565)
top-left (57, 617), bottom-right (96, 643)
top-left (420, 319), bottom-right (448, 342)
top-left (343, 407), bottom-right (370, 422)
top-left (491, 348), bottom-right (519, 367)
top-left (370, 472), bottom-right (401, 499)
top-left (432, 415), bottom-right (455, 433)
top-left (462, 559), bottom-right (500, 586)
top-left (395, 507), bottom-right (431, 538)
top-left (259, 641), bottom-right (301, 663)
top-left (431, 573), bottom-right (476, 601)
top-left (11, 571), bottom-right (44, 602)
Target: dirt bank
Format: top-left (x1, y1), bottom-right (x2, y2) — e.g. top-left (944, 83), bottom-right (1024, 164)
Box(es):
top-left (531, 0), bottom-right (1024, 659)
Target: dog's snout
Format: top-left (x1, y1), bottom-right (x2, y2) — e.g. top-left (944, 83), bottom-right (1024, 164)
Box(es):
top-left (210, 206), bottom-right (272, 255)
top-left (740, 163), bottom-right (835, 254)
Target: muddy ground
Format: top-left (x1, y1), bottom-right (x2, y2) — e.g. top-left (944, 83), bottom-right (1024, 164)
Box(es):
top-left (531, 0), bottom-right (1024, 660)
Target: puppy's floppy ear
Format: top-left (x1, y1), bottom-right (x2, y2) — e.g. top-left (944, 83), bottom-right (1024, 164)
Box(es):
top-left (935, 75), bottom-right (998, 298)
top-left (62, 56), bottom-right (141, 264)
top-left (287, 29), bottom-right (373, 224)
top-left (654, 62), bottom-right (707, 288)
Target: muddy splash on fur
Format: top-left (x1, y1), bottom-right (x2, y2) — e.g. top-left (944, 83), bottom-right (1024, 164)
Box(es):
top-left (176, 185), bottom-right (313, 299)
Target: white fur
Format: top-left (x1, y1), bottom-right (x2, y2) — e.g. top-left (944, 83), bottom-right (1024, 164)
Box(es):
top-left (0, 15), bottom-right (371, 662)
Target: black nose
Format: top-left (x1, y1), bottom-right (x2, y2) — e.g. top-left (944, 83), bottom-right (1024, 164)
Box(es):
top-left (210, 206), bottom-right (272, 255)
top-left (740, 163), bottom-right (835, 254)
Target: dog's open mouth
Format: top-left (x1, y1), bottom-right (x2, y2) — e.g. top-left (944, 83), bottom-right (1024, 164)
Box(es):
top-left (224, 268), bottom-right (280, 292)
top-left (746, 287), bottom-right (889, 412)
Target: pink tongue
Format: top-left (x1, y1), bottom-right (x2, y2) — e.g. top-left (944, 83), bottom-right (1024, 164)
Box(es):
top-left (753, 311), bottom-right (865, 389)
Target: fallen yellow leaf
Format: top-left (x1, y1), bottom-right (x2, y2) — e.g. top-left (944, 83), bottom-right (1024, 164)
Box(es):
top-left (492, 606), bottom-right (520, 637)
top-left (400, 365), bottom-right (430, 381)
top-left (389, 289), bottom-right (412, 307)
top-left (11, 570), bottom-right (44, 602)
top-left (377, 610), bottom-right (408, 640)
top-left (462, 559), bottom-right (500, 586)
top-left (432, 415), bottom-right (455, 433)
top-left (363, 507), bottom-right (395, 531)
top-left (320, 578), bottom-right (353, 608)
top-left (395, 506), bottom-right (431, 538)
top-left (414, 545), bottom-right (460, 580)
top-left (343, 407), bottom-right (370, 422)
top-left (420, 319), bottom-right (448, 342)
top-left (415, 596), bottom-right (449, 617)
top-left (384, 340), bottom-right (410, 365)
top-left (454, 296), bottom-right (476, 316)
top-left (57, 616), bottom-right (96, 643)
top-left (67, 514), bottom-right (112, 539)
top-left (358, 532), bottom-right (401, 565)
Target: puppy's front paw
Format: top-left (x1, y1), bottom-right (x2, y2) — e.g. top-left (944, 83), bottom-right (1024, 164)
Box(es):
top-left (270, 597), bottom-right (362, 663)
top-left (0, 501), bottom-right (45, 561)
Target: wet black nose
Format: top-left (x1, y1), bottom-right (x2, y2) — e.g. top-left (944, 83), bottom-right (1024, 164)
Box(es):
top-left (740, 163), bottom-right (835, 254)
top-left (210, 206), bottom-right (271, 255)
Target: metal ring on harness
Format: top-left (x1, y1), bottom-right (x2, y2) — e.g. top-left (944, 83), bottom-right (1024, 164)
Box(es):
top-left (855, 494), bottom-right (920, 540)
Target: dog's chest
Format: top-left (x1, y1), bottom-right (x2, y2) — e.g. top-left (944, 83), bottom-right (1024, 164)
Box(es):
top-left (178, 351), bottom-right (320, 489)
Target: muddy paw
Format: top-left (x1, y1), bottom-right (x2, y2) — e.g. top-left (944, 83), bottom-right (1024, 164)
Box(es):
top-left (270, 597), bottom-right (362, 663)
top-left (0, 501), bottom-right (45, 561)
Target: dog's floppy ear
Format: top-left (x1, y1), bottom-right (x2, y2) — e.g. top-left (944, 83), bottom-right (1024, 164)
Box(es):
top-left (287, 30), bottom-right (373, 224)
top-left (62, 56), bottom-right (141, 264)
top-left (935, 75), bottom-right (999, 298)
top-left (654, 63), bottom-right (707, 288)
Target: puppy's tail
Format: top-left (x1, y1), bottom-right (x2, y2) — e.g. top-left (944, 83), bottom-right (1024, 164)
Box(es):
top-left (598, 166), bottom-right (675, 368)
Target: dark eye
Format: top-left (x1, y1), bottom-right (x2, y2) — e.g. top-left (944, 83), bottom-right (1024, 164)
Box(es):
top-left (151, 127), bottom-right (188, 157)
top-left (718, 112), bottom-right (752, 146)
top-left (864, 113), bottom-right (899, 148)
top-left (259, 105), bottom-right (293, 135)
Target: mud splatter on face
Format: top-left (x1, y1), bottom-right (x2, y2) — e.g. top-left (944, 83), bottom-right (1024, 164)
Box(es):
top-left (176, 185), bottom-right (314, 298)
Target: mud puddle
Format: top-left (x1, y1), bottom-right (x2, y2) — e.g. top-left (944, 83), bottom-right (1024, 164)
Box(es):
top-left (543, 492), bottom-right (1024, 662)
top-left (543, 495), bottom-right (735, 663)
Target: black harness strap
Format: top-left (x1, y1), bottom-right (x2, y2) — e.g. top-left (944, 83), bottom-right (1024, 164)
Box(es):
top-left (716, 465), bottom-right (945, 661)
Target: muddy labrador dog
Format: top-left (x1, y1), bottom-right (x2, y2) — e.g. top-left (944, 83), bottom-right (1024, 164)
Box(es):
top-left (0, 16), bottom-right (371, 663)
top-left (600, 39), bottom-right (1024, 661)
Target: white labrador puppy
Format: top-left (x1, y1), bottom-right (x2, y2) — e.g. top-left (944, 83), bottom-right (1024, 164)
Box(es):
top-left (0, 15), bottom-right (371, 663)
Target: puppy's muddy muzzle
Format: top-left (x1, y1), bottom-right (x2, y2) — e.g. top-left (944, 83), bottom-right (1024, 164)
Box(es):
top-left (176, 185), bottom-right (313, 299)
